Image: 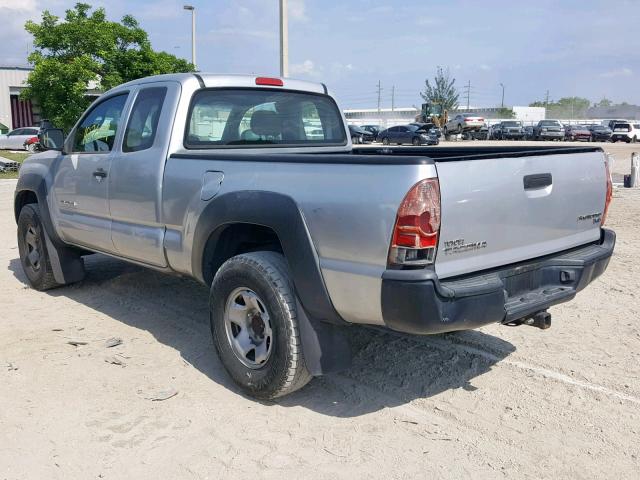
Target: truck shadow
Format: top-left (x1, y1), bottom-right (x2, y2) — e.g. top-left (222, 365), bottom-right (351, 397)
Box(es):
top-left (9, 254), bottom-right (516, 418)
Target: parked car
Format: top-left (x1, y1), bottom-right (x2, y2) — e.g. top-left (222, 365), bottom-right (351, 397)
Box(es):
top-left (443, 113), bottom-right (485, 136)
top-left (348, 125), bottom-right (375, 144)
top-left (15, 73), bottom-right (614, 400)
top-left (497, 121), bottom-right (524, 140)
top-left (533, 120), bottom-right (564, 141)
top-left (564, 124), bottom-right (592, 142)
top-left (610, 121), bottom-right (639, 143)
top-left (468, 124), bottom-right (489, 140)
top-left (587, 125), bottom-right (613, 142)
top-left (23, 136), bottom-right (40, 153)
top-left (489, 123), bottom-right (503, 140)
top-left (0, 126), bottom-right (40, 150)
top-left (360, 124), bottom-right (381, 139)
top-left (523, 125), bottom-right (535, 140)
top-left (377, 124), bottom-right (438, 145)
top-left (410, 122), bottom-right (442, 138)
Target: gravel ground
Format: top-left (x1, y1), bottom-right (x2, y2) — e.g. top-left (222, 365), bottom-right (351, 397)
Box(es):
top-left (1, 145), bottom-right (639, 479)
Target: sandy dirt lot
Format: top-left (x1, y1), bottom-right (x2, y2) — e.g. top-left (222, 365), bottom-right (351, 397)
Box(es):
top-left (1, 143), bottom-right (639, 479)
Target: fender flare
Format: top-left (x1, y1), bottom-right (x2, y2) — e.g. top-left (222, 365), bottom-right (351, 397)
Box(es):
top-left (14, 171), bottom-right (84, 284)
top-left (192, 190), bottom-right (344, 327)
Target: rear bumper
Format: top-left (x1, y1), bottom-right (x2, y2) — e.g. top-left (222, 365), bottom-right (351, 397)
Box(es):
top-left (381, 229), bottom-right (615, 335)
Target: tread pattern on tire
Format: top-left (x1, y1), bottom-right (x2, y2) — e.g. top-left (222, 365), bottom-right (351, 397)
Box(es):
top-left (212, 251), bottom-right (311, 399)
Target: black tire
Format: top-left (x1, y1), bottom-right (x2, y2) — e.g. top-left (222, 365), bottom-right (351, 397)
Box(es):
top-left (382, 137), bottom-right (389, 145)
top-left (412, 136), bottom-right (420, 146)
top-left (210, 252), bottom-right (311, 400)
top-left (632, 136), bottom-right (637, 144)
top-left (17, 204), bottom-right (61, 291)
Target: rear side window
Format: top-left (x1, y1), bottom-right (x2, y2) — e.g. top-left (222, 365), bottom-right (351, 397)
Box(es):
top-left (124, 87), bottom-right (167, 153)
top-left (185, 89), bottom-right (346, 148)
top-left (613, 123), bottom-right (630, 131)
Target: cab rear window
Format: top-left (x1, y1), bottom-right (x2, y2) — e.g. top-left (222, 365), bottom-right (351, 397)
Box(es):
top-left (185, 89), bottom-right (347, 148)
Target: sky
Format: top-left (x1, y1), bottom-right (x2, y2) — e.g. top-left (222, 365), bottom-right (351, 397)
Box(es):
top-left (1, 0), bottom-right (639, 109)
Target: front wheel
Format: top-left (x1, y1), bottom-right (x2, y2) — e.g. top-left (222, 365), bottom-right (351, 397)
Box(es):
top-left (17, 204), bottom-right (61, 291)
top-left (382, 137), bottom-right (390, 145)
top-left (210, 252), bottom-right (311, 400)
top-left (412, 136), bottom-right (420, 146)
top-left (632, 136), bottom-right (637, 144)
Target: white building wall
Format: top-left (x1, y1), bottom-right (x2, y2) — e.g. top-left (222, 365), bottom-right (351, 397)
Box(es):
top-left (0, 67), bottom-right (32, 130)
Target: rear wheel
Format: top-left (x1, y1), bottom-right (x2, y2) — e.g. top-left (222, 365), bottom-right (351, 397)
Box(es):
top-left (210, 252), bottom-right (311, 399)
top-left (382, 137), bottom-right (389, 145)
top-left (17, 204), bottom-right (61, 291)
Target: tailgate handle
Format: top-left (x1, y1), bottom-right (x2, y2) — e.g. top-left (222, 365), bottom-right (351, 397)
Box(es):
top-left (523, 173), bottom-right (552, 190)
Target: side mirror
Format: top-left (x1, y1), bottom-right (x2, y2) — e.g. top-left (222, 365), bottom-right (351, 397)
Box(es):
top-left (38, 128), bottom-right (65, 152)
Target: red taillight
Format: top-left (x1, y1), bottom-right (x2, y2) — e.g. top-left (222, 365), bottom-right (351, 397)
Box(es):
top-left (388, 178), bottom-right (441, 267)
top-left (255, 77), bottom-right (283, 86)
top-left (601, 157), bottom-right (613, 226)
top-left (464, 118), bottom-right (471, 122)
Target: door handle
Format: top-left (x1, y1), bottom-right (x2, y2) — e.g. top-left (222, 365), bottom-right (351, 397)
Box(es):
top-left (93, 168), bottom-right (107, 182)
top-left (523, 173), bottom-right (552, 190)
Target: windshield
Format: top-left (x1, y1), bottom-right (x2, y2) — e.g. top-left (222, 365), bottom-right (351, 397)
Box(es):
top-left (502, 121), bottom-right (521, 127)
top-left (539, 121), bottom-right (560, 126)
top-left (406, 125), bottom-right (420, 131)
top-left (613, 123), bottom-right (631, 131)
top-left (185, 89), bottom-right (346, 148)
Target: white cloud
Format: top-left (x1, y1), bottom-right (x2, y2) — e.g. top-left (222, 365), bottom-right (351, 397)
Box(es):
top-left (290, 59), bottom-right (317, 76)
top-left (600, 67), bottom-right (632, 78)
top-left (0, 0), bottom-right (37, 11)
top-left (289, 0), bottom-right (308, 22)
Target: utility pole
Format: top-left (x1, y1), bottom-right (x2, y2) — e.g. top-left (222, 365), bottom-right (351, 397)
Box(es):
top-left (376, 80), bottom-right (383, 113)
top-left (279, 0), bottom-right (289, 77)
top-left (391, 85), bottom-right (395, 112)
top-left (183, 5), bottom-right (196, 69)
top-left (544, 90), bottom-right (550, 119)
top-left (464, 80), bottom-right (471, 111)
top-left (499, 83), bottom-right (505, 109)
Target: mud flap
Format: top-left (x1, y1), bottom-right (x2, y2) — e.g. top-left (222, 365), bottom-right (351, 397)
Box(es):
top-left (42, 225), bottom-right (85, 285)
top-left (296, 298), bottom-right (352, 376)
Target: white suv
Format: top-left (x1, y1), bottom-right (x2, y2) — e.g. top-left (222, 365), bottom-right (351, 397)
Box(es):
top-left (611, 121), bottom-right (640, 143)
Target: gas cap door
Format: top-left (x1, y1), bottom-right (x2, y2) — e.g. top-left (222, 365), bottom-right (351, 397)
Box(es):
top-left (201, 171), bottom-right (224, 201)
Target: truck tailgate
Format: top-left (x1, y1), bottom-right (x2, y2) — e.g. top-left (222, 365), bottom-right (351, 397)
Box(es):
top-left (435, 150), bottom-right (607, 279)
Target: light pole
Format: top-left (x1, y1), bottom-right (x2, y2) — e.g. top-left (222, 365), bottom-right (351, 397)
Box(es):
top-left (183, 5), bottom-right (196, 69)
top-left (279, 0), bottom-right (288, 77)
top-left (499, 83), bottom-right (505, 109)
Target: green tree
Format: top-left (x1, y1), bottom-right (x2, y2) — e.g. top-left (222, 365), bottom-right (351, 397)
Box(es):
top-left (594, 97), bottom-right (612, 108)
top-left (529, 96), bottom-right (591, 118)
top-left (22, 3), bottom-right (194, 130)
top-left (420, 66), bottom-right (459, 112)
top-left (495, 107), bottom-right (515, 118)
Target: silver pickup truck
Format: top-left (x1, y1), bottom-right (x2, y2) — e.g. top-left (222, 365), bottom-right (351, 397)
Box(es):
top-left (14, 74), bottom-right (615, 399)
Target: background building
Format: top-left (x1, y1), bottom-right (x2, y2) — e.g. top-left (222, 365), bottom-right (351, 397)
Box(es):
top-left (0, 66), bottom-right (37, 132)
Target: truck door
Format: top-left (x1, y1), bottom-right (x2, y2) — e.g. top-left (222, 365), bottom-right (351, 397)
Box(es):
top-left (51, 93), bottom-right (129, 253)
top-left (108, 82), bottom-right (180, 267)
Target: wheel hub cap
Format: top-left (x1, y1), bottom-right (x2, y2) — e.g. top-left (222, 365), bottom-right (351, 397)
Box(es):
top-left (224, 287), bottom-right (273, 369)
top-left (25, 226), bottom-right (41, 271)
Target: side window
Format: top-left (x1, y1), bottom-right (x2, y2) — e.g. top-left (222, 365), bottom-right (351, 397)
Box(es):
top-left (72, 94), bottom-right (128, 153)
top-left (24, 128), bottom-right (39, 136)
top-left (123, 87), bottom-right (167, 153)
top-left (9, 129), bottom-right (23, 136)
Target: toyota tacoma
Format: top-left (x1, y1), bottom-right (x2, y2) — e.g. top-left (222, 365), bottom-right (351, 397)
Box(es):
top-left (15, 73), bottom-right (615, 399)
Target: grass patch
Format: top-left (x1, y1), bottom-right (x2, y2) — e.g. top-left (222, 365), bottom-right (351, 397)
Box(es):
top-left (0, 151), bottom-right (30, 179)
